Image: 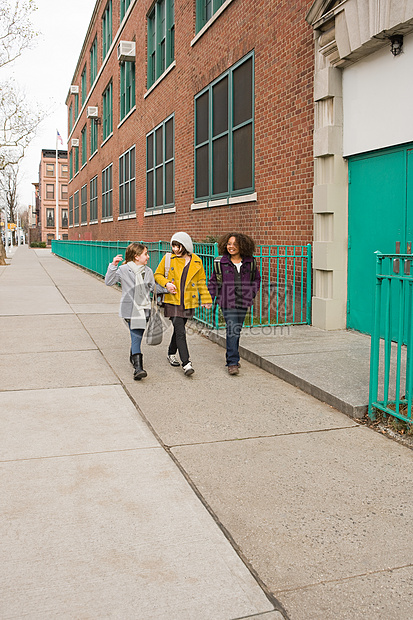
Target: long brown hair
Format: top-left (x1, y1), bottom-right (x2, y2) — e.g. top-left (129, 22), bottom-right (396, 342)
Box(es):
top-left (124, 243), bottom-right (147, 264)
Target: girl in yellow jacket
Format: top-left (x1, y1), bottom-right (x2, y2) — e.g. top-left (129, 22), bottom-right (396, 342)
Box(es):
top-left (154, 232), bottom-right (212, 376)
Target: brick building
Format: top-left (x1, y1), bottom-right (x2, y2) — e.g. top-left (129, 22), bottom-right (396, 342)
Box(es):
top-left (66, 0), bottom-right (314, 247)
top-left (35, 150), bottom-right (69, 245)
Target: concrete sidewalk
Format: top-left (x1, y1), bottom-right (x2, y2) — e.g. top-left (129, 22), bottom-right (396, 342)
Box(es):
top-left (1, 246), bottom-right (412, 620)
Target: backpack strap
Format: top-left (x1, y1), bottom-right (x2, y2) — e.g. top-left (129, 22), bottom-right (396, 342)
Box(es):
top-left (164, 252), bottom-right (171, 278)
top-left (250, 257), bottom-right (257, 282)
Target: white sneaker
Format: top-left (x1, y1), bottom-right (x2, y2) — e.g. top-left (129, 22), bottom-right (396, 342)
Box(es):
top-left (167, 354), bottom-right (180, 367)
top-left (183, 362), bottom-right (194, 376)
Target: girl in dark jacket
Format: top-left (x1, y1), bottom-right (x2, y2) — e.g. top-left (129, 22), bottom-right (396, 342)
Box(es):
top-left (208, 233), bottom-right (261, 375)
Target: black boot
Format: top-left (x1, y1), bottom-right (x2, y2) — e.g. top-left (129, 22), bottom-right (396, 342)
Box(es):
top-left (131, 353), bottom-right (147, 380)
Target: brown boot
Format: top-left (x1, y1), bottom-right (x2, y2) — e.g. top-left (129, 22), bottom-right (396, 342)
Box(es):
top-left (228, 365), bottom-right (239, 375)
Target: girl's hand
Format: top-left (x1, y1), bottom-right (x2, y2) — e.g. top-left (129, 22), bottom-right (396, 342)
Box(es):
top-left (112, 254), bottom-right (123, 266)
top-left (166, 282), bottom-right (177, 294)
top-left (202, 303), bottom-right (212, 309)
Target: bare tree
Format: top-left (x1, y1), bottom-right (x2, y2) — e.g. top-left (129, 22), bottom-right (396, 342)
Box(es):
top-left (0, 0), bottom-right (38, 68)
top-left (0, 1), bottom-right (42, 263)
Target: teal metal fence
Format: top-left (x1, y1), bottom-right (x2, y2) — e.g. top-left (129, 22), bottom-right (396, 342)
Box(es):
top-left (51, 239), bottom-right (312, 329)
top-left (368, 251), bottom-right (413, 425)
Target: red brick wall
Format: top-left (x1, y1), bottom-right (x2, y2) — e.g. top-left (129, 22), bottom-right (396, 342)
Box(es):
top-left (67, 0), bottom-right (314, 246)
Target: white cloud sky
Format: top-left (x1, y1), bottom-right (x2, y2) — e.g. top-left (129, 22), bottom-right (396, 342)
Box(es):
top-left (4, 0), bottom-right (97, 208)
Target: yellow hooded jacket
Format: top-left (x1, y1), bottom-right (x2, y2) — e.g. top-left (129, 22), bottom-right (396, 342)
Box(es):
top-left (154, 253), bottom-right (212, 308)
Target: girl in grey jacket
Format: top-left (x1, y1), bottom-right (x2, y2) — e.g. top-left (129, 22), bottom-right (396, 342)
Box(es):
top-left (105, 243), bottom-right (155, 380)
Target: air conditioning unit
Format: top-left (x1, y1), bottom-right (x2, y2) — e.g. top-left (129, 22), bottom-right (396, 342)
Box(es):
top-left (87, 106), bottom-right (98, 118)
top-left (71, 138), bottom-right (79, 147)
top-left (117, 41), bottom-right (136, 62)
top-left (70, 85), bottom-right (79, 94)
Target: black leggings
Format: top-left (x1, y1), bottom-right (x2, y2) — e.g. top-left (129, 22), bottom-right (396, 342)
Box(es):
top-left (168, 317), bottom-right (189, 366)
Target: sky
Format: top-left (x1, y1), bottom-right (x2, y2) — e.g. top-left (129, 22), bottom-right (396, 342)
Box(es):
top-left (4, 0), bottom-right (97, 209)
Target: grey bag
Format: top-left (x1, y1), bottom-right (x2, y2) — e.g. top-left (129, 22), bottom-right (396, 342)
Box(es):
top-left (146, 295), bottom-right (164, 345)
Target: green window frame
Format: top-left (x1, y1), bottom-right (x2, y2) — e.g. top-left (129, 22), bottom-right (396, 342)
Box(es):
top-left (102, 81), bottom-right (113, 140)
top-left (74, 93), bottom-right (79, 120)
top-left (74, 146), bottom-right (79, 175)
top-left (102, 164), bottom-right (113, 219)
top-left (69, 103), bottom-right (73, 133)
top-left (196, 0), bottom-right (225, 33)
top-left (120, 0), bottom-right (131, 22)
top-left (81, 125), bottom-right (87, 166)
top-left (120, 61), bottom-right (135, 119)
top-left (119, 146), bottom-right (135, 216)
top-left (90, 175), bottom-right (98, 222)
top-left (90, 119), bottom-right (98, 155)
top-left (102, 0), bottom-right (112, 59)
top-left (74, 190), bottom-right (79, 225)
top-left (69, 150), bottom-right (73, 179)
top-left (146, 114), bottom-right (174, 210)
top-left (147, 0), bottom-right (175, 89)
top-left (81, 66), bottom-right (87, 105)
top-left (81, 184), bottom-right (87, 224)
top-left (90, 36), bottom-right (98, 87)
top-left (194, 52), bottom-right (254, 202)
top-left (69, 195), bottom-right (73, 226)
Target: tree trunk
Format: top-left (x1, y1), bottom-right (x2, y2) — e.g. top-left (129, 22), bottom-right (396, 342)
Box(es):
top-left (0, 239), bottom-right (7, 265)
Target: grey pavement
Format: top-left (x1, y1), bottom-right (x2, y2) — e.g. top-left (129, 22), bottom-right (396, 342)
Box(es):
top-left (1, 246), bottom-right (412, 620)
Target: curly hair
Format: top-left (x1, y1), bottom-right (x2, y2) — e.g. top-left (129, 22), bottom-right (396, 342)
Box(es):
top-left (218, 233), bottom-right (256, 258)
top-left (124, 243), bottom-right (147, 264)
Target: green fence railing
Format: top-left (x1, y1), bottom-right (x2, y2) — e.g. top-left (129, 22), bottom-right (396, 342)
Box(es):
top-left (51, 239), bottom-right (312, 329)
top-left (368, 251), bottom-right (413, 425)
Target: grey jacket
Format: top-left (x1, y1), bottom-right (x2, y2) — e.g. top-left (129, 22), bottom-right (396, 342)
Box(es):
top-left (105, 263), bottom-right (155, 319)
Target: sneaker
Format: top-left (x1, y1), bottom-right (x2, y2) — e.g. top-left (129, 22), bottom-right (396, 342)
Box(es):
top-left (228, 365), bottom-right (239, 376)
top-left (183, 362), bottom-right (194, 376)
top-left (167, 354), bottom-right (180, 367)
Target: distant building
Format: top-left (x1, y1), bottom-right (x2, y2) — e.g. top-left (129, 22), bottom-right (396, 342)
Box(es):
top-left (35, 150), bottom-right (69, 245)
top-left (65, 0), bottom-right (314, 248)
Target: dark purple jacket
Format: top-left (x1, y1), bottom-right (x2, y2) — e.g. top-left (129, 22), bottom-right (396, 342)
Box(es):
top-left (208, 255), bottom-right (261, 309)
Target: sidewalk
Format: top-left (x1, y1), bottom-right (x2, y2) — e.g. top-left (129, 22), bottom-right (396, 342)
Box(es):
top-left (1, 246), bottom-right (412, 620)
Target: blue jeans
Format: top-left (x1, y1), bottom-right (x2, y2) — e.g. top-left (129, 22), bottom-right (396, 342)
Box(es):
top-left (126, 320), bottom-right (144, 355)
top-left (222, 308), bottom-right (248, 366)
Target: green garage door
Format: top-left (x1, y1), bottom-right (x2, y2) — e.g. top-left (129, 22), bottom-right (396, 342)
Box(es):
top-left (347, 143), bottom-right (413, 335)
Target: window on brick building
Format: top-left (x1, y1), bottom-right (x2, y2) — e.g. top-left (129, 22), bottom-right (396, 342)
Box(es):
top-left (74, 190), bottom-right (79, 225)
top-left (46, 184), bottom-right (54, 199)
top-left (119, 146), bottom-right (135, 217)
top-left (146, 114), bottom-right (174, 210)
top-left (194, 52), bottom-right (254, 201)
top-left (69, 103), bottom-right (73, 133)
top-left (46, 208), bottom-right (54, 227)
top-left (81, 65), bottom-right (87, 105)
top-left (81, 184), bottom-right (87, 224)
top-left (90, 175), bottom-right (98, 222)
top-left (61, 185), bottom-right (68, 200)
top-left (102, 1), bottom-right (112, 59)
top-left (61, 209), bottom-right (68, 228)
top-left (69, 195), bottom-right (73, 226)
top-left (120, 61), bottom-right (135, 119)
top-left (74, 93), bottom-right (79, 120)
top-left (69, 150), bottom-right (73, 179)
top-left (45, 163), bottom-right (54, 177)
top-left (120, 0), bottom-right (131, 22)
top-left (90, 119), bottom-right (98, 155)
top-left (147, 0), bottom-right (174, 89)
top-left (102, 81), bottom-right (113, 140)
top-left (196, 0), bottom-right (225, 32)
top-left (102, 164), bottom-right (113, 219)
top-left (90, 36), bottom-right (98, 87)
top-left (74, 146), bottom-right (79, 174)
top-left (81, 125), bottom-right (87, 166)
top-left (61, 164), bottom-right (68, 178)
